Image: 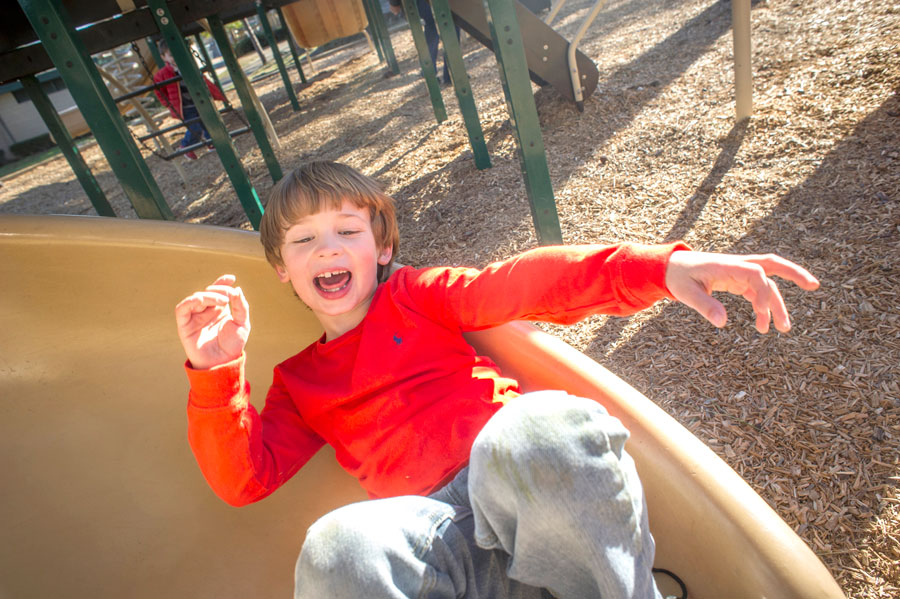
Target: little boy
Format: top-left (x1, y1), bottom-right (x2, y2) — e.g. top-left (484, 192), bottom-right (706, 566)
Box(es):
top-left (175, 161), bottom-right (819, 598)
top-left (153, 39), bottom-right (226, 160)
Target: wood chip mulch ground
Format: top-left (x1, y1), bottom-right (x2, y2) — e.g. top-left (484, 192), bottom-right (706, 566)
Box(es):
top-left (2, 0), bottom-right (897, 596)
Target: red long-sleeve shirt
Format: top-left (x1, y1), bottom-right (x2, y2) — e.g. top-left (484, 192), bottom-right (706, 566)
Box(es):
top-left (185, 242), bottom-right (687, 505)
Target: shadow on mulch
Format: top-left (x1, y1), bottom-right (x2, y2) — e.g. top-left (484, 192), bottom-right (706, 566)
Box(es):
top-left (663, 119), bottom-right (750, 242)
top-left (535, 0), bottom-right (753, 197)
top-left (594, 89), bottom-right (900, 588)
top-left (356, 0), bottom-right (756, 265)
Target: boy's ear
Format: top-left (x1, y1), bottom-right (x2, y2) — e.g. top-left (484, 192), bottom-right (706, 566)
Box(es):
top-left (377, 245), bottom-right (393, 266)
top-left (274, 264), bottom-right (290, 283)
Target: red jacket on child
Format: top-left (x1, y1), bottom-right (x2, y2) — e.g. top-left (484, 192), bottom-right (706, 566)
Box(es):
top-left (153, 63), bottom-right (225, 120)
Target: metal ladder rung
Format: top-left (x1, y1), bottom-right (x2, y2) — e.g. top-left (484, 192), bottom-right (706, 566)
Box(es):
top-left (137, 106), bottom-right (235, 141)
top-left (111, 65), bottom-right (219, 104)
top-left (164, 126), bottom-right (250, 159)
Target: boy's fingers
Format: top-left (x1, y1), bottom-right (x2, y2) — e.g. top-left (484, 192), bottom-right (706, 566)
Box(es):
top-left (739, 266), bottom-right (791, 334)
top-left (745, 254), bottom-right (820, 290)
top-left (210, 274), bottom-right (237, 287)
top-left (206, 285), bottom-right (249, 322)
top-left (669, 251), bottom-right (816, 333)
top-left (226, 286), bottom-right (250, 328)
top-left (206, 282), bottom-right (239, 295)
top-left (174, 299), bottom-right (195, 328)
top-left (185, 290), bottom-right (231, 308)
top-left (678, 282), bottom-right (728, 328)
top-left (766, 279), bottom-right (791, 333)
top-left (752, 292), bottom-right (771, 334)
top-left (175, 292), bottom-right (228, 323)
top-left (738, 269), bottom-right (772, 334)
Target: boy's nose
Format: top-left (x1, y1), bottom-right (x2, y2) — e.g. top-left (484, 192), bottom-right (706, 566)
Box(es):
top-left (315, 234), bottom-right (343, 256)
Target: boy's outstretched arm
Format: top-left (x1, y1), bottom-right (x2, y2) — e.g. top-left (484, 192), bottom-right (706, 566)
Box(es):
top-left (175, 274), bottom-right (250, 370)
top-left (665, 251), bottom-right (820, 334)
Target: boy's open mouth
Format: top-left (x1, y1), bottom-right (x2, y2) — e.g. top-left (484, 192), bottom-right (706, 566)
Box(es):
top-left (314, 270), bottom-right (351, 293)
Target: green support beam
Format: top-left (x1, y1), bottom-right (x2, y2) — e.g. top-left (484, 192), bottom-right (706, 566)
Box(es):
top-left (255, 2), bottom-right (300, 111)
top-left (368, 22), bottom-right (385, 63)
top-left (360, 0), bottom-right (385, 64)
top-left (363, 0), bottom-right (400, 75)
top-left (431, 0), bottom-right (490, 170)
top-left (148, 0), bottom-right (263, 229)
top-left (208, 15), bottom-right (283, 184)
top-left (481, 0), bottom-right (561, 244)
top-left (20, 74), bottom-right (116, 217)
top-left (147, 36), bottom-right (164, 69)
top-left (275, 7), bottom-right (307, 84)
top-left (400, 0), bottom-right (448, 124)
top-left (193, 32), bottom-right (230, 110)
top-left (18, 0), bottom-right (173, 221)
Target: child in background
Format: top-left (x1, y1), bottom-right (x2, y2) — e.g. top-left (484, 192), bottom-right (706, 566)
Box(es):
top-left (389, 0), bottom-right (461, 85)
top-left (175, 161), bottom-right (820, 599)
top-left (153, 39), bottom-right (225, 160)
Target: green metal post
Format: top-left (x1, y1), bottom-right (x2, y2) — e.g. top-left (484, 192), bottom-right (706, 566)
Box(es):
top-left (275, 7), bottom-right (307, 84)
top-left (364, 0), bottom-right (400, 74)
top-left (20, 75), bottom-right (116, 217)
top-left (148, 0), bottom-right (263, 229)
top-left (481, 0), bottom-right (561, 244)
top-left (18, 0), bottom-right (173, 220)
top-left (360, 0), bottom-right (385, 63)
top-left (256, 2), bottom-right (300, 111)
top-left (147, 37), bottom-right (164, 69)
top-left (209, 15), bottom-right (283, 183)
top-left (431, 0), bottom-right (490, 169)
top-left (193, 32), bottom-right (229, 109)
top-left (369, 24), bottom-right (385, 63)
top-left (401, 0), bottom-right (447, 124)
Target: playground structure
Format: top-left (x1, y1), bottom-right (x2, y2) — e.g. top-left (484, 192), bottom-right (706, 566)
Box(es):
top-left (0, 214), bottom-right (846, 598)
top-left (56, 38), bottom-right (228, 185)
top-left (5, 0), bottom-right (754, 244)
top-left (280, 0), bottom-right (369, 49)
top-left (0, 5), bottom-right (852, 598)
top-left (55, 42), bottom-right (157, 140)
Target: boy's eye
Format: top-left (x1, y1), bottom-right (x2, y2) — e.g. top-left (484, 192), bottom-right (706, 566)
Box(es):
top-left (339, 230), bottom-right (361, 236)
top-left (291, 236), bottom-right (312, 244)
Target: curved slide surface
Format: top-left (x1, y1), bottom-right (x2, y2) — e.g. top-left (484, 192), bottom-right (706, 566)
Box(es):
top-left (0, 215), bottom-right (843, 598)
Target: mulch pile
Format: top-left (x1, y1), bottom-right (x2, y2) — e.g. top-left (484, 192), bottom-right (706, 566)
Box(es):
top-left (2, 0), bottom-right (897, 596)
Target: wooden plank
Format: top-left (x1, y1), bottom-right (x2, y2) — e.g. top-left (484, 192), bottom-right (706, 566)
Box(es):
top-left (2, 1), bottom-right (299, 84)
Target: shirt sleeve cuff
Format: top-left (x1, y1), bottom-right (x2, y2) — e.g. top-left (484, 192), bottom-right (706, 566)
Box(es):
top-left (184, 355), bottom-right (246, 408)
top-left (618, 241), bottom-right (691, 304)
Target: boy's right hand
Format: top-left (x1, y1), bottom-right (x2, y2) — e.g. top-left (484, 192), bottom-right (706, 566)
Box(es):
top-left (175, 274), bottom-right (250, 370)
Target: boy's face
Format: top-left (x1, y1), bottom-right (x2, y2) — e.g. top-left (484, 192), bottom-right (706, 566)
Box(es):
top-left (275, 199), bottom-right (392, 342)
top-left (161, 49), bottom-right (174, 65)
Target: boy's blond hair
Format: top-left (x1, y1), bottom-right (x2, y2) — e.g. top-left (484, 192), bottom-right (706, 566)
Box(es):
top-left (260, 161), bottom-right (399, 281)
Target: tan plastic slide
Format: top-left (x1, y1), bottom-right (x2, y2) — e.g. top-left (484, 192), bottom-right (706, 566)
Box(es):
top-left (0, 215), bottom-right (844, 598)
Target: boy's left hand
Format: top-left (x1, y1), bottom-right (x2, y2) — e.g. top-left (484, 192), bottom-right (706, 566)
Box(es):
top-left (665, 251), bottom-right (820, 334)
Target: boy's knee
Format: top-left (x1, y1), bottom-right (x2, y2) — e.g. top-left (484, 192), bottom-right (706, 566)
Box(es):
top-left (468, 393), bottom-right (651, 583)
top-left (295, 504), bottom-right (380, 594)
top-left (295, 497), bottom-right (461, 598)
top-left (468, 391), bottom-right (643, 533)
top-left (471, 392), bottom-right (629, 472)
top-left (298, 509), bottom-right (356, 565)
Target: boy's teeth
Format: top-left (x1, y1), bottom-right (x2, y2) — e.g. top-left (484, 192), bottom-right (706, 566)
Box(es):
top-left (317, 270), bottom-right (348, 279)
top-left (315, 270), bottom-right (351, 291)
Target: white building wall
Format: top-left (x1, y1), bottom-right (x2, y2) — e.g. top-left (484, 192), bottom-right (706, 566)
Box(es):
top-left (0, 87), bottom-right (77, 156)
